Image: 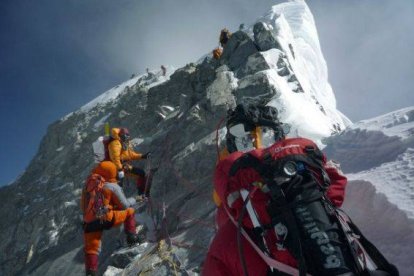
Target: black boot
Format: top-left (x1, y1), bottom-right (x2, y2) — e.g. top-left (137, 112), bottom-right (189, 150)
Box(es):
top-left (85, 270), bottom-right (97, 276)
top-left (126, 232), bottom-right (144, 246)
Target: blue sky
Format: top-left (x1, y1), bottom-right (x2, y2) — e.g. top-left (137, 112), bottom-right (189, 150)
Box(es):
top-left (1, 0), bottom-right (413, 186)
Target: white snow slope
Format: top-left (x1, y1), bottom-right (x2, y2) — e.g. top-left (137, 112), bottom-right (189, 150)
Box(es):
top-left (345, 107), bottom-right (414, 219)
top-left (250, 0), bottom-right (351, 144)
top-left (349, 106), bottom-right (414, 139)
top-left (349, 149), bottom-right (414, 218)
top-left (62, 65), bottom-right (175, 121)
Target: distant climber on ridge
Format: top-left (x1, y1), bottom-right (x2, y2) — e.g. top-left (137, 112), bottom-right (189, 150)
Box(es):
top-left (107, 127), bottom-right (150, 198)
top-left (219, 28), bottom-right (231, 47)
top-left (212, 28), bottom-right (231, 60)
top-left (212, 47), bottom-right (223, 60)
top-left (81, 161), bottom-right (143, 276)
top-left (161, 65), bottom-right (167, 76)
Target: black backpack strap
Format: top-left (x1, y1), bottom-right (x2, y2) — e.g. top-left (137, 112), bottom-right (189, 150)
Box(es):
top-left (83, 217), bottom-right (114, 233)
top-left (229, 153), bottom-right (308, 275)
top-left (229, 153), bottom-right (269, 178)
top-left (304, 145), bottom-right (331, 188)
top-left (345, 215), bottom-right (399, 275)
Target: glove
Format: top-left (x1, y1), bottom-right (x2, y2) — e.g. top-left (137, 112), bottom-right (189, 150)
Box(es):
top-left (117, 170), bottom-right (125, 180)
top-left (123, 164), bottom-right (131, 172)
top-left (141, 152), bottom-right (151, 159)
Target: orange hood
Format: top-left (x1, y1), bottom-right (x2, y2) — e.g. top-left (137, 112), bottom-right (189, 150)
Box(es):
top-left (92, 161), bottom-right (117, 183)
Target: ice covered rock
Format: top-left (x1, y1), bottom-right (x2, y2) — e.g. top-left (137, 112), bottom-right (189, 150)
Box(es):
top-left (103, 266), bottom-right (123, 276)
top-left (253, 21), bottom-right (281, 52)
top-left (220, 31), bottom-right (258, 73)
top-left (109, 243), bottom-right (155, 269)
top-left (235, 70), bottom-right (279, 103)
top-left (206, 69), bottom-right (237, 110)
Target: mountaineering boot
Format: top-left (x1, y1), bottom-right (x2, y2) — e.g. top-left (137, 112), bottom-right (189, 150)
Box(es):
top-left (85, 270), bottom-right (97, 276)
top-left (85, 254), bottom-right (98, 276)
top-left (126, 232), bottom-right (144, 246)
top-left (136, 175), bottom-right (146, 196)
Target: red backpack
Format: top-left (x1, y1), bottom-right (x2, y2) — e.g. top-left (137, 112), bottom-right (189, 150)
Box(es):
top-left (81, 174), bottom-right (108, 223)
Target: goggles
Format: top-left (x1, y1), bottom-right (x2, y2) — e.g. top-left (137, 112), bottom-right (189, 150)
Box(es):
top-left (228, 124), bottom-right (278, 152)
top-left (119, 133), bottom-right (130, 142)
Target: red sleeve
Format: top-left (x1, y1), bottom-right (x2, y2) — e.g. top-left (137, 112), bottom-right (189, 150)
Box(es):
top-left (214, 152), bottom-right (244, 205)
top-left (202, 253), bottom-right (232, 276)
top-left (324, 160), bottom-right (347, 207)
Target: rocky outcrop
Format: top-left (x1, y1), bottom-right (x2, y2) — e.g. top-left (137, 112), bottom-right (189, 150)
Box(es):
top-left (253, 22), bottom-right (281, 52)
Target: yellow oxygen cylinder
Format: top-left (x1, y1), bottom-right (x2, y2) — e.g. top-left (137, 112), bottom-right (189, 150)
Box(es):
top-left (104, 122), bottom-right (110, 137)
top-left (251, 127), bottom-right (262, 149)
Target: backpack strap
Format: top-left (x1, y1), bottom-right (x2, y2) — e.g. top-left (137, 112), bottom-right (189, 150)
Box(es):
top-left (337, 210), bottom-right (399, 275)
top-left (223, 205), bottom-right (311, 276)
top-left (229, 153), bottom-right (269, 178)
top-left (83, 216), bottom-right (115, 233)
top-left (228, 153), bottom-right (309, 275)
top-left (104, 137), bottom-right (115, 161)
top-left (229, 149), bottom-right (329, 188)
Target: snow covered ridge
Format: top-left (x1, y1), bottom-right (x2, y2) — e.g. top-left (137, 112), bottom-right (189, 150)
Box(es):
top-left (325, 105), bottom-right (414, 219)
top-left (243, 0), bottom-right (351, 143)
top-left (348, 149), bottom-right (414, 219)
top-left (347, 106), bottom-right (414, 219)
top-left (62, 65), bottom-right (175, 121)
top-left (349, 106), bottom-right (414, 139)
top-left (342, 180), bottom-right (414, 275)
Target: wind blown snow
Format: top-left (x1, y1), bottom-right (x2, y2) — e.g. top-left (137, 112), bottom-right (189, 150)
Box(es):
top-left (348, 148), bottom-right (414, 219)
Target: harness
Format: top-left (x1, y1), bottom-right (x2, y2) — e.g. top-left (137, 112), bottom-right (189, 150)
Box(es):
top-left (228, 151), bottom-right (325, 276)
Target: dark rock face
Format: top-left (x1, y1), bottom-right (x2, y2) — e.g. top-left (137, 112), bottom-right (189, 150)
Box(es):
top-left (235, 71), bottom-right (280, 104)
top-left (0, 29), bottom-right (260, 274)
top-left (0, 60), bottom-right (223, 275)
top-left (237, 51), bottom-right (271, 78)
top-left (221, 31), bottom-right (259, 74)
top-left (253, 22), bottom-right (281, 52)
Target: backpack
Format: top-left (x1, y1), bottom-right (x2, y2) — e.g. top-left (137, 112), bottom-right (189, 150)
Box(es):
top-left (92, 122), bottom-right (113, 163)
top-left (92, 136), bottom-right (113, 163)
top-left (226, 141), bottom-right (398, 276)
top-left (81, 173), bottom-right (108, 224)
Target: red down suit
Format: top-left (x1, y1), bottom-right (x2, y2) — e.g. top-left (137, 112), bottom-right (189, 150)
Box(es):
top-left (203, 137), bottom-right (347, 276)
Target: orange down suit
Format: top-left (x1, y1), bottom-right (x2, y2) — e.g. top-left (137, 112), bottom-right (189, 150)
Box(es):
top-left (83, 161), bottom-right (137, 256)
top-left (108, 128), bottom-right (143, 170)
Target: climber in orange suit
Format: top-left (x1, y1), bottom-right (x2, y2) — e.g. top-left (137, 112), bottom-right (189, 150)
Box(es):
top-left (81, 161), bottom-right (142, 276)
top-left (106, 127), bottom-right (150, 197)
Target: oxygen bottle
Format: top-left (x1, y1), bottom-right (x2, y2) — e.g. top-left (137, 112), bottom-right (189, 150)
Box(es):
top-left (104, 122), bottom-right (110, 137)
top-left (92, 122), bottom-right (111, 163)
